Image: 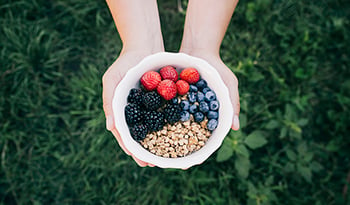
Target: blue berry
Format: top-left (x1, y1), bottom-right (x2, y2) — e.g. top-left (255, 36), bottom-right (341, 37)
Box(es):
top-left (199, 101), bottom-right (209, 113)
top-left (205, 91), bottom-right (216, 102)
top-left (209, 100), bottom-right (220, 111)
top-left (180, 100), bottom-right (190, 111)
top-left (207, 119), bottom-right (218, 131)
top-left (194, 112), bottom-right (205, 122)
top-left (189, 104), bottom-right (198, 114)
top-left (202, 87), bottom-right (211, 94)
top-left (196, 79), bottom-right (207, 90)
top-left (197, 91), bottom-right (205, 102)
top-left (171, 98), bottom-right (179, 105)
top-left (180, 111), bottom-right (190, 122)
top-left (189, 85), bottom-right (198, 92)
top-left (188, 92), bottom-right (197, 103)
top-left (207, 111), bottom-right (218, 119)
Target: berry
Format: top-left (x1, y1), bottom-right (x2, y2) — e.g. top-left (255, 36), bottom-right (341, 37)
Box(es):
top-left (157, 79), bottom-right (177, 100)
top-left (188, 92), bottom-right (197, 103)
top-left (202, 87), bottom-right (211, 94)
top-left (194, 112), bottom-right (205, 122)
top-left (129, 123), bottom-right (148, 141)
top-left (205, 91), bottom-right (216, 102)
top-left (207, 111), bottom-right (218, 119)
top-left (170, 97), bottom-right (179, 105)
top-left (180, 111), bottom-right (190, 122)
top-left (176, 80), bottom-right (190, 95)
top-left (180, 68), bottom-right (200, 84)
top-left (196, 79), bottom-right (207, 90)
top-left (207, 119), bottom-right (218, 131)
top-left (197, 91), bottom-right (205, 102)
top-left (125, 103), bottom-right (143, 125)
top-left (142, 91), bottom-right (162, 111)
top-left (164, 104), bottom-right (181, 124)
top-left (127, 88), bottom-right (144, 106)
top-left (140, 71), bottom-right (161, 91)
top-left (180, 100), bottom-right (190, 111)
top-left (189, 85), bottom-right (198, 92)
top-left (209, 100), bottom-right (220, 111)
top-left (144, 111), bottom-right (165, 131)
top-left (189, 104), bottom-right (198, 114)
top-left (159, 66), bottom-right (178, 82)
top-left (199, 101), bottom-right (209, 113)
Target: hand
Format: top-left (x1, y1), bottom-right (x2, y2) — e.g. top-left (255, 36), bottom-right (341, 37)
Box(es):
top-left (181, 50), bottom-right (240, 130)
top-left (102, 50), bottom-right (156, 167)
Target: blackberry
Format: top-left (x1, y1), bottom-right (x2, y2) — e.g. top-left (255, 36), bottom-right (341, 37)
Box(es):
top-left (129, 123), bottom-right (148, 141)
top-left (142, 91), bottom-right (162, 110)
top-left (125, 103), bottom-right (144, 125)
top-left (144, 111), bottom-right (165, 131)
top-left (164, 104), bottom-right (181, 124)
top-left (127, 88), bottom-right (144, 106)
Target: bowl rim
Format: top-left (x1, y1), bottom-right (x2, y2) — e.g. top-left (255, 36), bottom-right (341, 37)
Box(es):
top-left (112, 52), bottom-right (233, 169)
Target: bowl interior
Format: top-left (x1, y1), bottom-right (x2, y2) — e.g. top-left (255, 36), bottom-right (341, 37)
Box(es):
top-left (112, 52), bottom-right (233, 169)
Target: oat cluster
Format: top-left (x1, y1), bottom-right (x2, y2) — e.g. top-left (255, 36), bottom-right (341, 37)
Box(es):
top-left (140, 117), bottom-right (211, 158)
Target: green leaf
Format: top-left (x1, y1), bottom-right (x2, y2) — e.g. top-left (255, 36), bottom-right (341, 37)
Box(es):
top-left (236, 144), bottom-right (250, 158)
top-left (286, 149), bottom-right (297, 161)
top-left (280, 127), bottom-right (288, 139)
top-left (265, 119), bottom-right (280, 129)
top-left (310, 161), bottom-right (323, 172)
top-left (244, 131), bottom-right (268, 149)
top-left (297, 118), bottom-right (309, 126)
top-left (235, 155), bottom-right (250, 179)
top-left (216, 138), bottom-right (234, 162)
top-left (297, 164), bottom-right (312, 183)
top-left (239, 113), bottom-right (247, 128)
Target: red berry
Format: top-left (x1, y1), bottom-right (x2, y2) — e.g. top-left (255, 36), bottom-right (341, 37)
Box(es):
top-left (176, 80), bottom-right (190, 95)
top-left (157, 80), bottom-right (177, 100)
top-left (180, 68), bottom-right (200, 84)
top-left (159, 65), bottom-right (178, 82)
top-left (140, 71), bottom-right (161, 91)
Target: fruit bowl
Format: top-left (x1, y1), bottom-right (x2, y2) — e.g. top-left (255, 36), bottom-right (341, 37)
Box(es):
top-left (112, 52), bottom-right (233, 169)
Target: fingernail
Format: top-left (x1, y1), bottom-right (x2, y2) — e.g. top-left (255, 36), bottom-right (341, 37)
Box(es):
top-left (106, 115), bottom-right (113, 131)
top-left (233, 115), bottom-right (240, 130)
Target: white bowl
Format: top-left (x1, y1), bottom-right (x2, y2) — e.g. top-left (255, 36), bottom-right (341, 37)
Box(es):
top-left (112, 52), bottom-right (233, 169)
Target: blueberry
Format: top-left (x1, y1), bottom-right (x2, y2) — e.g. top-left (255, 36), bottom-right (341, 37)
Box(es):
top-left (189, 104), bottom-right (198, 114)
top-left (171, 98), bottom-right (179, 105)
top-left (207, 119), bottom-right (218, 131)
top-left (197, 91), bottom-right (205, 102)
top-left (189, 85), bottom-right (198, 92)
top-left (196, 79), bottom-right (207, 90)
top-left (205, 91), bottom-right (216, 102)
top-left (180, 111), bottom-right (190, 122)
top-left (188, 92), bottom-right (197, 103)
top-left (199, 101), bottom-right (209, 113)
top-left (207, 111), bottom-right (218, 119)
top-left (202, 87), bottom-right (211, 94)
top-left (209, 100), bottom-right (220, 111)
top-left (180, 100), bottom-right (190, 111)
top-left (194, 112), bottom-right (205, 122)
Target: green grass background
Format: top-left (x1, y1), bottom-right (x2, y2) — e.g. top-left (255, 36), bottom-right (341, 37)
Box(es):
top-left (0, 0), bottom-right (349, 204)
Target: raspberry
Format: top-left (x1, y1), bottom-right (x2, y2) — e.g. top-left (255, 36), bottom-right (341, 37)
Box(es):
top-left (163, 104), bottom-right (181, 124)
top-left (159, 66), bottom-right (178, 82)
top-left (180, 68), bottom-right (200, 84)
top-left (144, 111), bottom-right (165, 131)
top-left (157, 79), bottom-right (177, 100)
top-left (140, 71), bottom-right (161, 91)
top-left (142, 91), bottom-right (162, 111)
top-left (129, 123), bottom-right (148, 141)
top-left (127, 88), bottom-right (144, 106)
top-left (176, 80), bottom-right (190, 95)
top-left (125, 103), bottom-right (144, 125)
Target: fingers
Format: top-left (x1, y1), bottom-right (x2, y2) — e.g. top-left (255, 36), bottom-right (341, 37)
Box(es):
top-left (111, 129), bottom-right (132, 156)
top-left (102, 70), bottom-right (119, 131)
top-left (221, 69), bottom-right (240, 130)
top-left (132, 155), bottom-right (148, 167)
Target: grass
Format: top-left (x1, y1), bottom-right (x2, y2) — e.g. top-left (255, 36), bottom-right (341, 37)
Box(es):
top-left (0, 0), bottom-right (349, 204)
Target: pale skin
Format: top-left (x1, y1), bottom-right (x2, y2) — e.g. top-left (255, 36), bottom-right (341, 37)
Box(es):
top-left (103, 0), bottom-right (240, 168)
